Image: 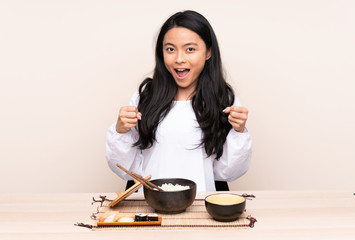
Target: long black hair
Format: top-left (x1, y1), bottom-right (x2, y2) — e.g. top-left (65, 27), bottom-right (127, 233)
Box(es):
top-left (133, 10), bottom-right (235, 160)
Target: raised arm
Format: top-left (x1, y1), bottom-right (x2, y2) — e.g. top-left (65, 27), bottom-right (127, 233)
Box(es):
top-left (213, 96), bottom-right (252, 181)
top-left (105, 92), bottom-right (143, 180)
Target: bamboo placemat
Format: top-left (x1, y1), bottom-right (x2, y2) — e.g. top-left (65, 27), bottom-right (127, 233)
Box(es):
top-left (92, 199), bottom-right (255, 230)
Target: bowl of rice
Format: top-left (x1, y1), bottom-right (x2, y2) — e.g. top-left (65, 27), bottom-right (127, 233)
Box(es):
top-left (143, 178), bottom-right (197, 214)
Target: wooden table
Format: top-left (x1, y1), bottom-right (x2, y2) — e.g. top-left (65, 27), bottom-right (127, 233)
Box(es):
top-left (0, 191), bottom-right (354, 239)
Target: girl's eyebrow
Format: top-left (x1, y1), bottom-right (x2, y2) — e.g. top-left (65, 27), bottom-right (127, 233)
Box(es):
top-left (184, 42), bottom-right (198, 46)
top-left (164, 42), bottom-right (198, 47)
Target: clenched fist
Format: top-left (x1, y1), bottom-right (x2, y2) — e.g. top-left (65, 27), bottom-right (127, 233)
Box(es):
top-left (223, 106), bottom-right (248, 133)
top-left (115, 106), bottom-right (142, 133)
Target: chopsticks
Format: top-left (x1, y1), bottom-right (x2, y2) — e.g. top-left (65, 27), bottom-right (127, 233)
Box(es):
top-left (108, 175), bottom-right (152, 207)
top-left (116, 163), bottom-right (164, 191)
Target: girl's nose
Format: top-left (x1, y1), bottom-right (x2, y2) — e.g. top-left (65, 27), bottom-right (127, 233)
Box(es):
top-left (176, 52), bottom-right (186, 64)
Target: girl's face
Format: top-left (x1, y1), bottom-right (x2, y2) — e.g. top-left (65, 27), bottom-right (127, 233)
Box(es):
top-left (163, 27), bottom-right (211, 100)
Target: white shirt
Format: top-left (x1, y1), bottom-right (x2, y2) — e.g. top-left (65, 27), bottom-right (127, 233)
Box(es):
top-left (106, 92), bottom-right (252, 192)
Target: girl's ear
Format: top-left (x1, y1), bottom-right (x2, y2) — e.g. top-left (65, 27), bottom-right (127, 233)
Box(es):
top-left (206, 48), bottom-right (212, 60)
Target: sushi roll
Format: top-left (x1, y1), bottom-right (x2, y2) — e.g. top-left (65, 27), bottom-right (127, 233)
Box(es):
top-left (135, 213), bottom-right (147, 222)
top-left (147, 213), bottom-right (159, 221)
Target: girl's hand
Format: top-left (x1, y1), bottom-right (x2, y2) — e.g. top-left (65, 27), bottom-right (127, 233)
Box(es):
top-left (223, 106), bottom-right (248, 133)
top-left (115, 106), bottom-right (142, 133)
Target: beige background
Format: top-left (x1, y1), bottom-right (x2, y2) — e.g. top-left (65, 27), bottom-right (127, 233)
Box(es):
top-left (0, 0), bottom-right (354, 193)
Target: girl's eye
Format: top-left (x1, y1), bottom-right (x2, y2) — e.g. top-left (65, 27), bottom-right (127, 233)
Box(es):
top-left (187, 47), bottom-right (195, 52)
top-left (166, 47), bottom-right (175, 52)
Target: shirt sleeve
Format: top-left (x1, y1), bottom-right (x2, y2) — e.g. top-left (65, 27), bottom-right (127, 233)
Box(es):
top-left (213, 96), bottom-right (252, 182)
top-left (105, 91), bottom-right (143, 180)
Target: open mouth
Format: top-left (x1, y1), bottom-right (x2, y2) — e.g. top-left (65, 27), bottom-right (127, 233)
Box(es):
top-left (175, 69), bottom-right (190, 79)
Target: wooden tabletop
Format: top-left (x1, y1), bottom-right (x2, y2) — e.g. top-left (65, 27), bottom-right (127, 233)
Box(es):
top-left (0, 191), bottom-right (354, 239)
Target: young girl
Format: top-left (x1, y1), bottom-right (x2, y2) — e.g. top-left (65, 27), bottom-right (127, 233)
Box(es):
top-left (106, 10), bottom-right (252, 192)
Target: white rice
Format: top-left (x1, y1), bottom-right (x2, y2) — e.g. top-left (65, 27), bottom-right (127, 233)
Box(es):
top-left (159, 183), bottom-right (190, 191)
